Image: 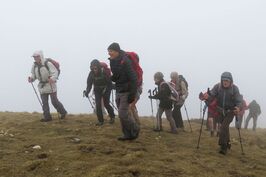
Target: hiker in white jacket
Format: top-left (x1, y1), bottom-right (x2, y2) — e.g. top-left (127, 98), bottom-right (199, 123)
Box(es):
top-left (28, 50), bottom-right (67, 122)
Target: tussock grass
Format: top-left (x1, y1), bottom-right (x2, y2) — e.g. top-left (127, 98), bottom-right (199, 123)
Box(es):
top-left (0, 112), bottom-right (265, 177)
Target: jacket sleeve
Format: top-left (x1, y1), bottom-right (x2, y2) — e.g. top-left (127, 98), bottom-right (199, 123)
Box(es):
top-left (233, 85), bottom-right (242, 108)
top-left (257, 105), bottom-right (261, 115)
top-left (86, 72), bottom-right (94, 94)
top-left (124, 58), bottom-right (137, 96)
top-left (31, 64), bottom-right (37, 81)
top-left (46, 62), bottom-right (58, 81)
top-left (210, 84), bottom-right (219, 97)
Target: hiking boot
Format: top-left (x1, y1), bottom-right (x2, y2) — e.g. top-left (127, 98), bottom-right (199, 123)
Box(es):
top-left (227, 142), bottom-right (231, 150)
top-left (153, 128), bottom-right (163, 132)
top-left (117, 136), bottom-right (138, 141)
top-left (40, 118), bottom-right (52, 122)
top-left (60, 112), bottom-right (67, 119)
top-left (210, 131), bottom-right (214, 137)
top-left (219, 144), bottom-right (227, 155)
top-left (109, 118), bottom-right (115, 124)
top-left (95, 122), bottom-right (104, 126)
top-left (216, 132), bottom-right (220, 137)
top-left (171, 130), bottom-right (178, 134)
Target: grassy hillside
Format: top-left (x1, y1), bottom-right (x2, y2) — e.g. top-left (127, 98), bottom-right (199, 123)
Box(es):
top-left (0, 112), bottom-right (266, 177)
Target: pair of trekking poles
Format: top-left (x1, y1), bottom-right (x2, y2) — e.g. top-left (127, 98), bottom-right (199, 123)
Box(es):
top-left (196, 99), bottom-right (245, 155)
top-left (148, 88), bottom-right (193, 133)
top-left (83, 90), bottom-right (118, 112)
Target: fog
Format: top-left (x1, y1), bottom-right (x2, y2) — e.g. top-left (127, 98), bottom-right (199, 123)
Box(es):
top-left (0, 0), bottom-right (265, 127)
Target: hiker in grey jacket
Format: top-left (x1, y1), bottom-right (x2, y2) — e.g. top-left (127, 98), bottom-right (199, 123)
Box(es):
top-left (203, 72), bottom-right (242, 155)
top-left (244, 100), bottom-right (261, 131)
top-left (28, 50), bottom-right (67, 122)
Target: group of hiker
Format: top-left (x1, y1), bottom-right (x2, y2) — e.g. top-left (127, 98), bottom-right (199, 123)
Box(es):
top-left (28, 42), bottom-right (262, 155)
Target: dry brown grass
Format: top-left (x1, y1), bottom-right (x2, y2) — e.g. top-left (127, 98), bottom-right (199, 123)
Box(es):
top-left (0, 112), bottom-right (266, 177)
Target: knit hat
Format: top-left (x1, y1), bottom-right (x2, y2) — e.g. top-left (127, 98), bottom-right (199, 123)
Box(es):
top-left (107, 42), bottom-right (120, 52)
top-left (170, 72), bottom-right (179, 79)
top-left (154, 72), bottom-right (164, 81)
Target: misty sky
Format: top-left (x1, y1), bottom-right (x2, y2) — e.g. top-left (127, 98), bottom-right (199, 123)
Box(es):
top-left (0, 0), bottom-right (265, 128)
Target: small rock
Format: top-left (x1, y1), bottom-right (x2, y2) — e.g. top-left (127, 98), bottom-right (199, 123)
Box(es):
top-left (32, 145), bottom-right (42, 150)
top-left (71, 138), bottom-right (81, 144)
top-left (9, 134), bottom-right (14, 137)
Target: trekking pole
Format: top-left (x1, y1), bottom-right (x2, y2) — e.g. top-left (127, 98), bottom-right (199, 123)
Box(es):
top-left (236, 116), bottom-right (245, 155)
top-left (30, 82), bottom-right (43, 107)
top-left (184, 103), bottom-right (193, 132)
top-left (197, 103), bottom-right (208, 149)
top-left (200, 100), bottom-right (203, 120)
top-left (148, 89), bottom-right (154, 117)
top-left (111, 89), bottom-right (115, 107)
top-left (83, 91), bottom-right (95, 109)
top-left (110, 101), bottom-right (118, 111)
top-left (148, 89), bottom-right (155, 130)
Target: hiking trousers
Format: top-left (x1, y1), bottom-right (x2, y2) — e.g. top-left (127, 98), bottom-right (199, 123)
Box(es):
top-left (94, 87), bottom-right (115, 123)
top-left (116, 92), bottom-right (140, 138)
top-left (41, 92), bottom-right (67, 120)
top-left (156, 107), bottom-right (177, 133)
top-left (244, 113), bottom-right (258, 131)
top-left (218, 112), bottom-right (234, 146)
top-left (172, 104), bottom-right (184, 128)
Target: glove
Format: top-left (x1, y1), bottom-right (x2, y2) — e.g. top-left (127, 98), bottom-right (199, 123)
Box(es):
top-left (233, 107), bottom-right (240, 115)
top-left (28, 77), bottom-right (33, 83)
top-left (84, 90), bottom-right (89, 98)
top-left (148, 96), bottom-right (153, 99)
top-left (128, 94), bottom-right (135, 104)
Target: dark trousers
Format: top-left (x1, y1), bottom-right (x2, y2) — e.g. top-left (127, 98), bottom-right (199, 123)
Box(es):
top-left (172, 104), bottom-right (184, 128)
top-left (94, 88), bottom-right (115, 123)
top-left (116, 92), bottom-right (139, 138)
top-left (244, 113), bottom-right (258, 131)
top-left (41, 92), bottom-right (67, 120)
top-left (218, 113), bottom-right (234, 146)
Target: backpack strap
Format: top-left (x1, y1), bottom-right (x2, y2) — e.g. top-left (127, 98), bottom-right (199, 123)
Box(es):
top-left (44, 60), bottom-right (50, 73)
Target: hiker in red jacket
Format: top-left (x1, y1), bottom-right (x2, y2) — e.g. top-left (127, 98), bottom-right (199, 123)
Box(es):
top-left (204, 95), bottom-right (220, 137)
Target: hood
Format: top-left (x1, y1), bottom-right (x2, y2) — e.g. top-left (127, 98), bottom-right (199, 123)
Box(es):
top-left (221, 72), bottom-right (233, 83)
top-left (90, 59), bottom-right (101, 70)
top-left (32, 50), bottom-right (45, 64)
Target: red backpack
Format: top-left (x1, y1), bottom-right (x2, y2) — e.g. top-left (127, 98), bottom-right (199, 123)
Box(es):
top-left (125, 52), bottom-right (143, 87)
top-left (100, 62), bottom-right (111, 77)
top-left (44, 58), bottom-right (60, 77)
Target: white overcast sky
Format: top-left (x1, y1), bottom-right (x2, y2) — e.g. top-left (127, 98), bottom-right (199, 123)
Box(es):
top-left (0, 0), bottom-right (265, 127)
